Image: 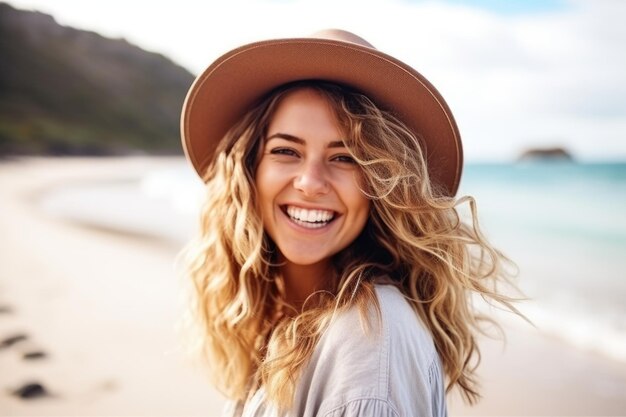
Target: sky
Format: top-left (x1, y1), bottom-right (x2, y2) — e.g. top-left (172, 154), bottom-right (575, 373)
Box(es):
top-left (5, 0), bottom-right (626, 161)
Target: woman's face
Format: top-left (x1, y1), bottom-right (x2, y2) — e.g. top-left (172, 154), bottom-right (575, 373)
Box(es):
top-left (255, 88), bottom-right (370, 269)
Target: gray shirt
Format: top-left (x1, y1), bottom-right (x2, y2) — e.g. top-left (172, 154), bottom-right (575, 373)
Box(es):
top-left (225, 285), bottom-right (447, 417)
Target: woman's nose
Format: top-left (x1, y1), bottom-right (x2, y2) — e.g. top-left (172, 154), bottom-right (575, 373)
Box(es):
top-left (293, 161), bottom-right (330, 197)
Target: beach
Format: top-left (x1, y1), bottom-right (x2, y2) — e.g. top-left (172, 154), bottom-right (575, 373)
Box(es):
top-left (1, 156), bottom-right (626, 416)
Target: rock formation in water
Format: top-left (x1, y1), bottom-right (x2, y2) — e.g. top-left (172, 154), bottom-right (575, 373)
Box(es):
top-left (517, 146), bottom-right (574, 162)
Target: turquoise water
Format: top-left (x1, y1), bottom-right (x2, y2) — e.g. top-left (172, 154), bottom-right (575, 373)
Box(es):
top-left (460, 162), bottom-right (626, 246)
top-left (457, 162), bottom-right (626, 361)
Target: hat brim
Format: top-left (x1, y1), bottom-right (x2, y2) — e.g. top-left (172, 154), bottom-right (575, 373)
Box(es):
top-left (181, 38), bottom-right (463, 196)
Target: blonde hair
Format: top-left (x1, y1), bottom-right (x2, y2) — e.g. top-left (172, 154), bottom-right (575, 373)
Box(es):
top-left (182, 81), bottom-right (520, 409)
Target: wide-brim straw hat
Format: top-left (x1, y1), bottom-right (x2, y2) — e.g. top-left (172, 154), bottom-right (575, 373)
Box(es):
top-left (181, 29), bottom-right (463, 196)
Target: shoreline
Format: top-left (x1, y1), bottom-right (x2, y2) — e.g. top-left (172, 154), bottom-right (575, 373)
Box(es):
top-left (35, 156), bottom-right (200, 248)
top-left (2, 157), bottom-right (626, 415)
top-left (0, 157), bottom-right (226, 416)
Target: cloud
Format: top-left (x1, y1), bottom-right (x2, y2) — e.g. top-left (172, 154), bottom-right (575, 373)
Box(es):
top-left (6, 0), bottom-right (626, 160)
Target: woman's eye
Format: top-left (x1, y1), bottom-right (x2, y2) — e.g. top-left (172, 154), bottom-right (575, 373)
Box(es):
top-left (269, 147), bottom-right (298, 157)
top-left (332, 154), bottom-right (356, 164)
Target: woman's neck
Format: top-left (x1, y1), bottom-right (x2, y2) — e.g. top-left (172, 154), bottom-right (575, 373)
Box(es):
top-left (279, 259), bottom-right (334, 311)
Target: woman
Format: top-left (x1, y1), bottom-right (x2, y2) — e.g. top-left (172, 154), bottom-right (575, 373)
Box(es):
top-left (181, 30), bottom-right (519, 417)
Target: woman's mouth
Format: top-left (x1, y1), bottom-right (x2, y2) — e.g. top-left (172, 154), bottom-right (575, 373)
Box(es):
top-left (283, 205), bottom-right (336, 229)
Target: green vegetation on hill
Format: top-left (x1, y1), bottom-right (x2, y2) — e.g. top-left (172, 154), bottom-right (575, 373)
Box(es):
top-left (0, 2), bottom-right (195, 155)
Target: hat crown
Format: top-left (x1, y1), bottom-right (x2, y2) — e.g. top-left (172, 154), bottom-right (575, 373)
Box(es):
top-left (309, 29), bottom-right (376, 49)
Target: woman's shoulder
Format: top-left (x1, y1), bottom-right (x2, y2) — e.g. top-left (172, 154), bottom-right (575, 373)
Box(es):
top-left (373, 284), bottom-right (436, 356)
top-left (292, 284), bottom-right (440, 416)
top-left (318, 284), bottom-right (436, 359)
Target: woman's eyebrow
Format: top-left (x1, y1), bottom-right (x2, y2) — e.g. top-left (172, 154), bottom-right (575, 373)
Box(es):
top-left (266, 133), bottom-right (304, 144)
top-left (266, 133), bottom-right (346, 148)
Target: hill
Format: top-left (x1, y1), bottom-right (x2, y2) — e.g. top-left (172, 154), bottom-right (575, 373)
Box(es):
top-left (0, 2), bottom-right (195, 155)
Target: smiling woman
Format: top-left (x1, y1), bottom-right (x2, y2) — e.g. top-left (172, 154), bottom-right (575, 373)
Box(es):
top-left (256, 88), bottom-right (370, 303)
top-left (180, 30), bottom-right (521, 417)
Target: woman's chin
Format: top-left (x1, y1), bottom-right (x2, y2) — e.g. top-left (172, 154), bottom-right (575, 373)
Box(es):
top-left (279, 251), bottom-right (332, 269)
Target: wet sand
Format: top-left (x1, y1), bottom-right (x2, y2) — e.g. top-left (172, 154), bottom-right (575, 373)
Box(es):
top-left (1, 157), bottom-right (625, 416)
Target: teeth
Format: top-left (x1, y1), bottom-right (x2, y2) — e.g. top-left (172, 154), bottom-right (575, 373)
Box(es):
top-left (286, 206), bottom-right (334, 227)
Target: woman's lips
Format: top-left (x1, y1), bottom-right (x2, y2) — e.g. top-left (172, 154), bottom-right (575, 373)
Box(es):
top-left (282, 205), bottom-right (337, 229)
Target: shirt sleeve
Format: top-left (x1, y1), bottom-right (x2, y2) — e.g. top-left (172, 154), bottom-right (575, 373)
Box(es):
top-left (322, 398), bottom-right (400, 417)
top-left (428, 355), bottom-right (448, 417)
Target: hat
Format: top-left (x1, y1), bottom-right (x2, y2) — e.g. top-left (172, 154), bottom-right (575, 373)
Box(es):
top-left (181, 29), bottom-right (463, 196)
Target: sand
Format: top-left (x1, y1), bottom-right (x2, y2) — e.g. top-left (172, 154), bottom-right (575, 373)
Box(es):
top-left (1, 157), bottom-right (626, 416)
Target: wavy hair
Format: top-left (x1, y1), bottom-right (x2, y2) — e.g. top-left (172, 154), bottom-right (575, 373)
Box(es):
top-left (181, 80), bottom-right (521, 410)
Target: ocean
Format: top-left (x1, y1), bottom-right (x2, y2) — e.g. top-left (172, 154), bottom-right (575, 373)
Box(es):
top-left (459, 162), bottom-right (626, 363)
top-left (40, 160), bottom-right (626, 363)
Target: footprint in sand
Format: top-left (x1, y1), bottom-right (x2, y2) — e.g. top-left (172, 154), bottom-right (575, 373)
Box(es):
top-left (22, 350), bottom-right (48, 360)
top-left (0, 332), bottom-right (50, 360)
top-left (0, 304), bottom-right (14, 314)
top-left (0, 313), bottom-right (55, 400)
top-left (0, 333), bottom-right (28, 349)
top-left (10, 382), bottom-right (52, 399)
top-left (2, 336), bottom-right (54, 400)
